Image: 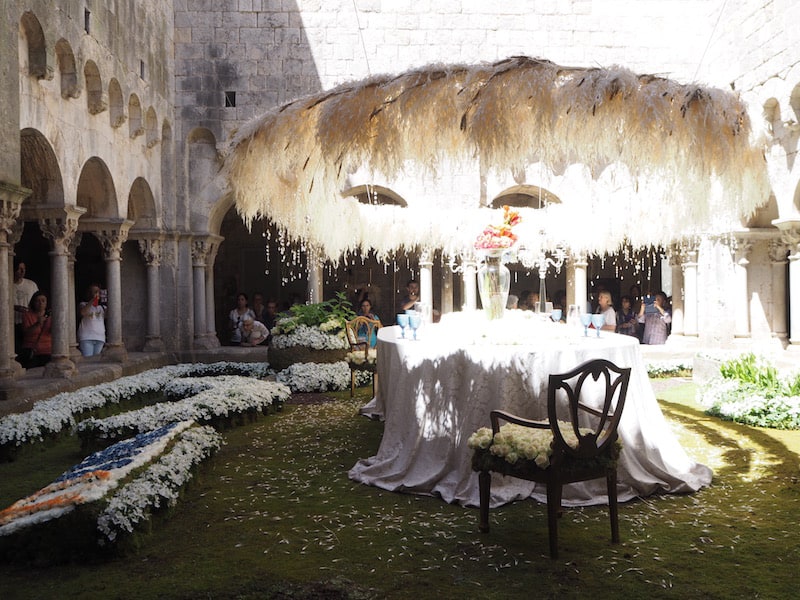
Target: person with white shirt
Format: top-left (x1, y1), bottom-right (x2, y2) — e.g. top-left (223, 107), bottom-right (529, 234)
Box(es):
top-left (13, 258), bottom-right (39, 353)
top-left (78, 284), bottom-right (106, 356)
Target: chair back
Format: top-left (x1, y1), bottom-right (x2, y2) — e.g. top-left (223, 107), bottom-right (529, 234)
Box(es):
top-left (345, 316), bottom-right (382, 357)
top-left (547, 359), bottom-right (630, 461)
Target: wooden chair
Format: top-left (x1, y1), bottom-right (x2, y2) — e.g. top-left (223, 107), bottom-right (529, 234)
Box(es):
top-left (344, 316), bottom-right (382, 397)
top-left (474, 358), bottom-right (631, 558)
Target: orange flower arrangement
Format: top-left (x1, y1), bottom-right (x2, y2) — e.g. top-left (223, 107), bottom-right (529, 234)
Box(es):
top-left (474, 205), bottom-right (522, 250)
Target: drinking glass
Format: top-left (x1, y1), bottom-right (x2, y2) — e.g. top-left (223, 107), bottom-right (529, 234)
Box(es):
top-left (591, 314), bottom-right (605, 337)
top-left (409, 314), bottom-right (422, 340)
top-left (580, 313), bottom-right (592, 337)
top-left (396, 313), bottom-right (409, 339)
top-left (567, 304), bottom-right (581, 328)
top-left (551, 309), bottom-right (562, 323)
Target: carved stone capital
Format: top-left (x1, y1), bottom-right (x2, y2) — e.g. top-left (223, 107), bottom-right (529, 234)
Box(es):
top-left (731, 236), bottom-right (753, 265)
top-left (569, 250), bottom-right (588, 267)
top-left (419, 247), bottom-right (433, 266)
top-left (78, 218), bottom-right (134, 260)
top-left (39, 206), bottom-right (87, 253)
top-left (0, 182), bottom-right (28, 235)
top-left (192, 238), bottom-right (211, 266)
top-left (768, 239), bottom-right (789, 263)
top-left (138, 238), bottom-right (162, 266)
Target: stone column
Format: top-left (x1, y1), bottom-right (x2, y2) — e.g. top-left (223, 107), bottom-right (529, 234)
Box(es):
top-left (67, 233), bottom-right (82, 361)
top-left (94, 221), bottom-right (133, 362)
top-left (419, 249), bottom-right (433, 314)
top-left (6, 221), bottom-right (23, 375)
top-left (191, 238), bottom-right (211, 348)
top-left (768, 239), bottom-right (788, 343)
top-left (681, 240), bottom-right (700, 337)
top-left (138, 237), bottom-right (164, 352)
top-left (781, 228), bottom-right (800, 348)
top-left (204, 236), bottom-right (221, 347)
top-left (568, 251), bottom-right (588, 314)
top-left (732, 236), bottom-right (753, 338)
top-left (462, 253), bottom-right (477, 311)
top-left (667, 243), bottom-right (684, 336)
top-left (0, 183), bottom-right (27, 380)
top-left (39, 206), bottom-right (86, 377)
top-left (440, 267), bottom-right (454, 315)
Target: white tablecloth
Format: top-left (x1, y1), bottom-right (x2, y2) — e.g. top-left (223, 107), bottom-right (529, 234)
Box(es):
top-left (348, 312), bottom-right (713, 507)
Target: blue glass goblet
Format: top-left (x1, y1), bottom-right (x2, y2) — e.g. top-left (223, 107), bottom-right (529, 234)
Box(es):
top-left (397, 313), bottom-right (409, 339)
top-left (591, 314), bottom-right (605, 337)
top-left (580, 313), bottom-right (592, 337)
top-left (409, 314), bottom-right (422, 340)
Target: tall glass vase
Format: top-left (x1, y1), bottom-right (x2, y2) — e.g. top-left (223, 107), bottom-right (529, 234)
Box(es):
top-left (477, 252), bottom-right (510, 320)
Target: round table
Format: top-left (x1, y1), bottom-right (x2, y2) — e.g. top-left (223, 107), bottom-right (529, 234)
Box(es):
top-left (349, 311), bottom-right (712, 507)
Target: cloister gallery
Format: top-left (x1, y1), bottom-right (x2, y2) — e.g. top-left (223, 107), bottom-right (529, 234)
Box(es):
top-left (1, 1), bottom-right (799, 395)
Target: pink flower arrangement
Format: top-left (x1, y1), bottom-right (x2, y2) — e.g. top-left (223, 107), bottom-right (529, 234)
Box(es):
top-left (474, 205), bottom-right (522, 250)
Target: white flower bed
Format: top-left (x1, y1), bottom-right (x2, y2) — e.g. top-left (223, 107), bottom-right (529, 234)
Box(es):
top-left (76, 376), bottom-right (290, 441)
top-left (0, 421), bottom-right (213, 538)
top-left (97, 425), bottom-right (221, 542)
top-left (271, 323), bottom-right (348, 350)
top-left (276, 361), bottom-right (372, 393)
top-left (0, 362), bottom-right (269, 450)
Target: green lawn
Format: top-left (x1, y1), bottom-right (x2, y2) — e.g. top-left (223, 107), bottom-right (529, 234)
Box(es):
top-left (1, 381), bottom-right (799, 599)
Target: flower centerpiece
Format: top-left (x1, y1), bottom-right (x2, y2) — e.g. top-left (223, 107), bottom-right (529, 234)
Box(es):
top-left (474, 205), bottom-right (521, 320)
top-left (268, 292), bottom-right (355, 371)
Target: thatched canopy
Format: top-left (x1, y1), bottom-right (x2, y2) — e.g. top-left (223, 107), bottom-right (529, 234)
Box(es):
top-left (223, 56), bottom-right (769, 262)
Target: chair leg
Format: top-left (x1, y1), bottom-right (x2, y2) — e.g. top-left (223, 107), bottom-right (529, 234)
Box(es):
top-left (546, 483), bottom-right (562, 559)
top-left (478, 471), bottom-right (491, 533)
top-left (350, 370), bottom-right (355, 397)
top-left (608, 469), bottom-right (620, 544)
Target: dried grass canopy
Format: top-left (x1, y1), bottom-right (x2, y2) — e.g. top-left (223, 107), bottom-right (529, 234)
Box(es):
top-left (223, 56), bottom-right (769, 261)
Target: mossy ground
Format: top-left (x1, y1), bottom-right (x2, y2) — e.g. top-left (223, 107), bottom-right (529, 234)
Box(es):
top-left (1, 381), bottom-right (799, 599)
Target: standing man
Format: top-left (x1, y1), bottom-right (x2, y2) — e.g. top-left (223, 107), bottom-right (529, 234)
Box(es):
top-left (13, 258), bottom-right (39, 353)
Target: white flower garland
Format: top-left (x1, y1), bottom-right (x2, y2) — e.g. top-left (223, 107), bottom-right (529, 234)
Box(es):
top-left (0, 421), bottom-right (196, 537)
top-left (271, 324), bottom-right (348, 350)
top-left (76, 377), bottom-right (290, 441)
top-left (0, 362), bottom-right (269, 449)
top-left (97, 425), bottom-right (222, 542)
top-left (275, 361), bottom-right (372, 392)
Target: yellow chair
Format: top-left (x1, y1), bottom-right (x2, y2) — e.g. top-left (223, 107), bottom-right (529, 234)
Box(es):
top-left (473, 359), bottom-right (631, 558)
top-left (344, 316), bottom-right (382, 397)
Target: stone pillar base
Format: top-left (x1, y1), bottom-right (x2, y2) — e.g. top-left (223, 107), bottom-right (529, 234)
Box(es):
top-left (193, 334), bottom-right (220, 350)
top-left (44, 357), bottom-right (77, 378)
top-left (102, 344), bottom-right (128, 362)
top-left (143, 336), bottom-right (165, 352)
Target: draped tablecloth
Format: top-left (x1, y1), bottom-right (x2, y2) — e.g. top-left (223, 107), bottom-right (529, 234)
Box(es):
top-left (348, 312), bottom-right (712, 508)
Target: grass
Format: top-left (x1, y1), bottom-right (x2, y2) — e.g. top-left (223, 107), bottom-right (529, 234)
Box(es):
top-left (1, 381), bottom-right (800, 599)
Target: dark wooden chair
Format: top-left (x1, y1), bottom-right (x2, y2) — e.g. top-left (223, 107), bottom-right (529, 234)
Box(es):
top-left (474, 358), bottom-right (631, 558)
top-left (344, 316), bottom-right (382, 397)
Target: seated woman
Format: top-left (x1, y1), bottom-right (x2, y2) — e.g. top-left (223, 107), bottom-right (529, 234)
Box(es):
top-left (18, 291), bottom-right (52, 369)
top-left (239, 317), bottom-right (269, 346)
top-left (615, 295), bottom-right (638, 337)
top-left (357, 299), bottom-right (381, 347)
